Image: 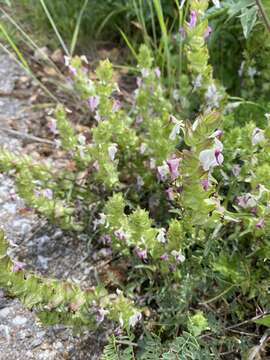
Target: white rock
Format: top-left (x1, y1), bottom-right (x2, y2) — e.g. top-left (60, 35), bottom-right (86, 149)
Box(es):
top-left (12, 315), bottom-right (28, 326)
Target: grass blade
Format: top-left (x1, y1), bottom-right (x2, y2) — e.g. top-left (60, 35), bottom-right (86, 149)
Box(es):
top-left (39, 0), bottom-right (69, 55)
top-left (70, 0), bottom-right (89, 56)
top-left (96, 6), bottom-right (128, 39)
top-left (152, 0), bottom-right (171, 85)
top-left (119, 28), bottom-right (138, 60)
top-left (0, 22), bottom-right (29, 69)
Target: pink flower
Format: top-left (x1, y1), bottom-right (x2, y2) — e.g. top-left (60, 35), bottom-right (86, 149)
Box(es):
top-left (166, 158), bottom-right (180, 180)
top-left (96, 308), bottom-right (109, 324)
top-left (155, 67), bottom-right (161, 78)
top-left (12, 260), bottom-right (26, 272)
top-left (100, 235), bottom-right (112, 245)
top-left (69, 66), bottom-right (77, 76)
top-left (42, 188), bottom-right (53, 199)
top-left (209, 130), bottom-right (223, 140)
top-left (179, 27), bottom-right (186, 38)
top-left (135, 248), bottom-right (148, 261)
top-left (171, 250), bottom-right (185, 263)
top-left (166, 187), bottom-right (175, 201)
top-left (112, 100), bottom-right (121, 113)
top-left (157, 162), bottom-right (170, 181)
top-left (160, 253), bottom-right (169, 261)
top-left (204, 26), bottom-right (212, 39)
top-left (236, 193), bottom-right (256, 209)
top-left (114, 228), bottom-right (128, 241)
top-left (188, 10), bottom-right (198, 28)
top-left (201, 178), bottom-right (210, 191)
top-left (48, 119), bottom-right (58, 134)
top-left (93, 160), bottom-right (100, 171)
top-left (199, 138), bottom-right (224, 171)
top-left (129, 312), bottom-right (142, 327)
top-left (256, 219), bottom-right (265, 229)
top-left (88, 96), bottom-right (100, 112)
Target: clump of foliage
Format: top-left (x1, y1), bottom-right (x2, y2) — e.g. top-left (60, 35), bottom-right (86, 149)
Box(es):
top-left (7, 0), bottom-right (176, 49)
top-left (0, 0), bottom-right (270, 358)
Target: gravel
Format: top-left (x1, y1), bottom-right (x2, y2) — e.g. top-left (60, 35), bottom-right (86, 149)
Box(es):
top-left (0, 51), bottom-right (109, 360)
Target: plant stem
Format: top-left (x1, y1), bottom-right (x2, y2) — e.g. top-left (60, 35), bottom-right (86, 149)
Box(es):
top-left (255, 0), bottom-right (270, 33)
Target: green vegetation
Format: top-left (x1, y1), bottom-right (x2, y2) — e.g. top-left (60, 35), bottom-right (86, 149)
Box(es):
top-left (0, 0), bottom-right (270, 358)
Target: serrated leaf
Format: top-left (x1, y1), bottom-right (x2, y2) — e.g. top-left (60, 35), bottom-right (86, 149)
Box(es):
top-left (241, 6), bottom-right (258, 38)
top-left (226, 0), bottom-right (255, 20)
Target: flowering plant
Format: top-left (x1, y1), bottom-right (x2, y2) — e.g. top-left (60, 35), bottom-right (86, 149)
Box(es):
top-left (0, 0), bottom-right (270, 357)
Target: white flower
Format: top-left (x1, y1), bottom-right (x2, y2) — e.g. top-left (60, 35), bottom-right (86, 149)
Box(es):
top-left (192, 74), bottom-right (202, 89)
top-left (108, 143), bottom-right (118, 161)
top-left (114, 228), bottom-right (129, 241)
top-left (169, 123), bottom-right (181, 141)
top-left (157, 162), bottom-right (170, 181)
top-left (88, 96), bottom-right (100, 112)
top-left (149, 158), bottom-right (156, 169)
top-left (212, 0), bottom-right (221, 8)
top-left (96, 308), bottom-right (109, 324)
top-left (180, 0), bottom-right (186, 9)
top-left (80, 55), bottom-right (88, 64)
top-left (205, 84), bottom-right (222, 108)
top-left (236, 193), bottom-right (257, 209)
top-left (173, 89), bottom-right (180, 101)
top-left (55, 139), bottom-right (62, 149)
top-left (64, 55), bottom-right (71, 67)
top-left (252, 128), bottom-right (265, 146)
top-left (169, 115), bottom-right (184, 140)
top-left (192, 118), bottom-right (200, 131)
top-left (156, 228), bottom-right (166, 243)
top-left (93, 213), bottom-right (107, 230)
top-left (141, 68), bottom-right (150, 78)
top-left (199, 138), bottom-right (224, 171)
top-left (140, 143), bottom-right (147, 154)
top-left (238, 61), bottom-right (245, 77)
top-left (137, 175), bottom-right (144, 188)
top-left (129, 312), bottom-right (142, 327)
top-left (78, 134), bottom-right (86, 145)
top-left (248, 66), bottom-right (257, 78)
top-left (48, 118), bottom-right (58, 134)
top-left (171, 250), bottom-right (185, 263)
top-left (42, 188), bottom-right (53, 199)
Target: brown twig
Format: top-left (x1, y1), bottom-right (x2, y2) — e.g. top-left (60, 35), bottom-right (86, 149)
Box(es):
top-left (0, 127), bottom-right (54, 145)
top-left (225, 312), bottom-right (270, 330)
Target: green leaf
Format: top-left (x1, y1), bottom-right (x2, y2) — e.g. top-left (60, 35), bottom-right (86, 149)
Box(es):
top-left (254, 314), bottom-right (270, 327)
top-left (240, 6), bottom-right (258, 38)
top-left (226, 0), bottom-right (255, 20)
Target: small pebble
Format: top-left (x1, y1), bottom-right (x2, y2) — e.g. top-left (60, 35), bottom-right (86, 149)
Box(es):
top-left (0, 307), bottom-right (11, 317)
top-left (12, 316), bottom-right (28, 326)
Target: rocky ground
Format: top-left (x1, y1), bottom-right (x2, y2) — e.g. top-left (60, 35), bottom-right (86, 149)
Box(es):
top-left (0, 51), bottom-right (108, 359)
